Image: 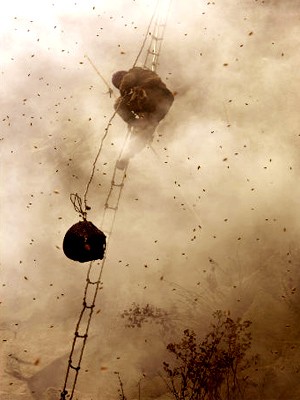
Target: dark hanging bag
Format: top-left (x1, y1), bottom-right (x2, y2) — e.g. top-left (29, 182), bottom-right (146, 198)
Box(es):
top-left (63, 221), bottom-right (106, 263)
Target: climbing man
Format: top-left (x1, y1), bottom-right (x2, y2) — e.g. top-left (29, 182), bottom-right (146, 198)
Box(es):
top-left (112, 67), bottom-right (174, 168)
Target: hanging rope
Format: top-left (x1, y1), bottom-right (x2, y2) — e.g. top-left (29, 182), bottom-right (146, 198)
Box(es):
top-left (69, 108), bottom-right (118, 221)
top-left (82, 110), bottom-right (118, 211)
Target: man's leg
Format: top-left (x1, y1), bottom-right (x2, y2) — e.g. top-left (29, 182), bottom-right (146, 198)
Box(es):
top-left (117, 123), bottom-right (157, 169)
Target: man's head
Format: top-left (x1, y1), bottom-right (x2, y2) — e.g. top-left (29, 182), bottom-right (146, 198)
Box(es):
top-left (112, 70), bottom-right (127, 89)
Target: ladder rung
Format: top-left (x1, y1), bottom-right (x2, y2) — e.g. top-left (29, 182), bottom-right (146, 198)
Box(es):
top-left (86, 279), bottom-right (98, 285)
top-left (85, 304), bottom-right (94, 309)
top-left (75, 332), bottom-right (87, 339)
top-left (70, 364), bottom-right (80, 371)
top-left (104, 205), bottom-right (118, 210)
top-left (152, 36), bottom-right (163, 41)
top-left (112, 182), bottom-right (124, 187)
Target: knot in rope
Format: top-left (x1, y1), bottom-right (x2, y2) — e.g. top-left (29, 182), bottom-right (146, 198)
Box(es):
top-left (70, 193), bottom-right (90, 220)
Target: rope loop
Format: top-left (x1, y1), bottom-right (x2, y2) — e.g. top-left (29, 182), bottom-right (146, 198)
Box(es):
top-left (70, 193), bottom-right (88, 220)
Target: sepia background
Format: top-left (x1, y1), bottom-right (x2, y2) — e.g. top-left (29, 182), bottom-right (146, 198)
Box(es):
top-left (1, 0), bottom-right (300, 398)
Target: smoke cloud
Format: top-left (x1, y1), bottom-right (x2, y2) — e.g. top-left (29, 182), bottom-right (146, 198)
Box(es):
top-left (1, 0), bottom-right (300, 399)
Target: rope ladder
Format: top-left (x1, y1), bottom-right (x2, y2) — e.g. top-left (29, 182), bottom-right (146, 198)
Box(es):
top-left (60, 1), bottom-right (171, 397)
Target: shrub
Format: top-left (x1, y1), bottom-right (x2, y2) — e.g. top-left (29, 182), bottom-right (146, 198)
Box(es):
top-left (162, 310), bottom-right (254, 400)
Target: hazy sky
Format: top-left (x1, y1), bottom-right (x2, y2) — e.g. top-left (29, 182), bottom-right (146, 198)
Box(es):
top-left (1, 1), bottom-right (300, 399)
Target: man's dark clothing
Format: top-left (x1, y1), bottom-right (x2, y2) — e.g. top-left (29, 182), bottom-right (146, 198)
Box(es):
top-left (113, 67), bottom-right (174, 167)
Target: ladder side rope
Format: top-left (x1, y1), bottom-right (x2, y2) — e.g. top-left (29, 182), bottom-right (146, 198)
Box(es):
top-left (101, 131), bottom-right (132, 232)
top-left (144, 19), bottom-right (165, 72)
top-left (60, 258), bottom-right (104, 399)
top-left (152, 16), bottom-right (167, 70)
top-left (144, 16), bottom-right (163, 70)
top-left (143, 0), bottom-right (171, 71)
top-left (60, 131), bottom-right (130, 400)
